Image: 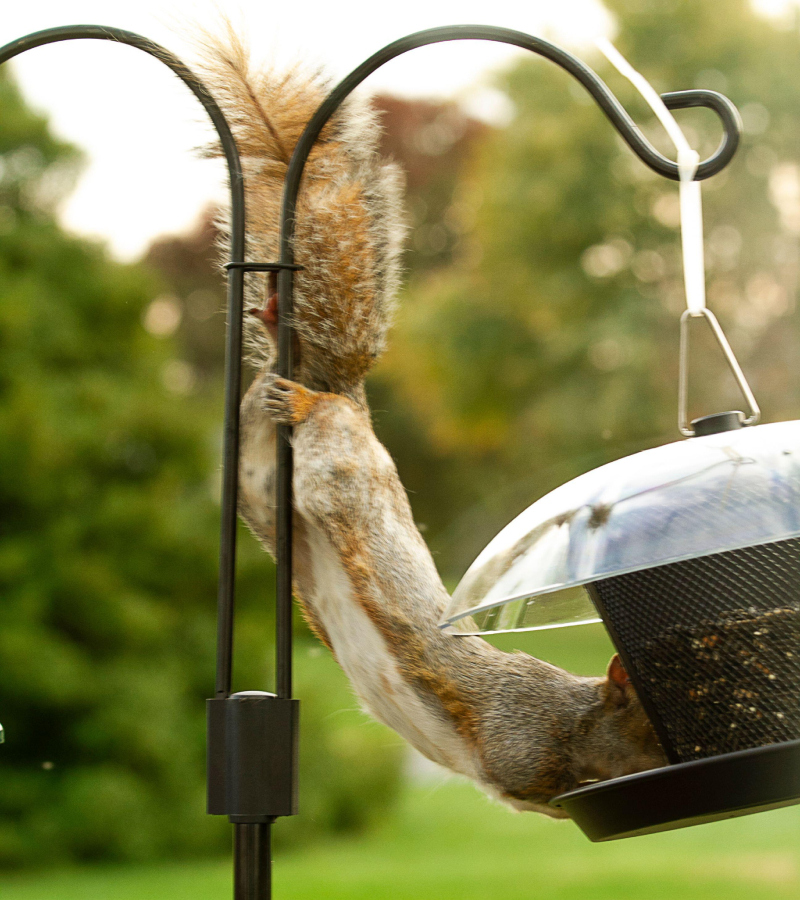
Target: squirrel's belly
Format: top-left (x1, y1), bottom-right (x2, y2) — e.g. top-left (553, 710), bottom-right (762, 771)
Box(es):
top-left (305, 525), bottom-right (480, 779)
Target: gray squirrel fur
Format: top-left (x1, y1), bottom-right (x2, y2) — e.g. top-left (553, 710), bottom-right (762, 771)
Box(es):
top-left (199, 32), bottom-right (666, 815)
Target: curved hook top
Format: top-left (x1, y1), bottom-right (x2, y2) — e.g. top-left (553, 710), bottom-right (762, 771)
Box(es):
top-left (279, 24), bottom-right (741, 267)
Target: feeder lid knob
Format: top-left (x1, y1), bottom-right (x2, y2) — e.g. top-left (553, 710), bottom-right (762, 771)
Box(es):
top-left (690, 411), bottom-right (744, 437)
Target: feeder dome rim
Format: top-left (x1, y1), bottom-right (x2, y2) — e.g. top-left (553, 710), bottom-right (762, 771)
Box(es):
top-left (439, 529), bottom-right (800, 630)
top-left (441, 418), bottom-right (800, 633)
top-left (442, 615), bottom-right (603, 637)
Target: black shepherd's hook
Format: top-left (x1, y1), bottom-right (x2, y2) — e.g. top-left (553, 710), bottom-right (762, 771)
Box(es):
top-left (0, 20), bottom-right (742, 706)
top-left (0, 24), bottom-right (247, 702)
top-left (0, 21), bottom-right (742, 900)
top-left (273, 24), bottom-right (742, 703)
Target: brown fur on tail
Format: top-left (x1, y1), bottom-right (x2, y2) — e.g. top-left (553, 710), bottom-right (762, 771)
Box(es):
top-left (197, 28), bottom-right (407, 392)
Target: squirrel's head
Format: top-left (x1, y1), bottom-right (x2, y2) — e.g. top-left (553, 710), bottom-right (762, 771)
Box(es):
top-left (571, 654), bottom-right (666, 786)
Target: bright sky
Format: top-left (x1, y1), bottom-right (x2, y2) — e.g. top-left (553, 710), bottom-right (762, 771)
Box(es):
top-left (0, 0), bottom-right (618, 260)
top-left (0, 0), bottom-right (795, 260)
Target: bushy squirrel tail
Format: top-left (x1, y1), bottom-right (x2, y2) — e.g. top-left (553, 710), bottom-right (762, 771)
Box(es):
top-left (197, 28), bottom-right (407, 391)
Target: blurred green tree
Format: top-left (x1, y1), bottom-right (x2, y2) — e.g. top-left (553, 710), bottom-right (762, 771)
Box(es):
top-left (0, 64), bottom-right (229, 865)
top-left (371, 0), bottom-right (800, 579)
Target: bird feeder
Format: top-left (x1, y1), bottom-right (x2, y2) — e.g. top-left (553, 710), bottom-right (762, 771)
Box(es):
top-left (278, 26), bottom-right (786, 846)
top-left (442, 413), bottom-right (800, 839)
top-left (436, 37), bottom-right (800, 840)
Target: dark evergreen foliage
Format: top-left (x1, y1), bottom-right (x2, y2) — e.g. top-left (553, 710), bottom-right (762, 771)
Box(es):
top-left (0, 67), bottom-right (401, 868)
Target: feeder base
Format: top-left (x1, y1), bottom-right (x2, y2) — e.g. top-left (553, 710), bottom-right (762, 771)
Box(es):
top-left (550, 739), bottom-right (800, 841)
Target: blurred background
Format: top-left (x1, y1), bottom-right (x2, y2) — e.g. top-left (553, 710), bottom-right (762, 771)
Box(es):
top-left (2, 0), bottom-right (800, 897)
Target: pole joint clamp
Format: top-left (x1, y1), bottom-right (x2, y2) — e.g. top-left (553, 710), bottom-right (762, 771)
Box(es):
top-left (207, 692), bottom-right (299, 822)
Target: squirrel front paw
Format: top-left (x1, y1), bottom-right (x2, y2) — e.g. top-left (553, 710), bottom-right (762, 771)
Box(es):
top-left (262, 376), bottom-right (319, 425)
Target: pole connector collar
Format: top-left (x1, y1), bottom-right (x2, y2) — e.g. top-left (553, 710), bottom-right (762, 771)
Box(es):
top-left (207, 693), bottom-right (299, 820)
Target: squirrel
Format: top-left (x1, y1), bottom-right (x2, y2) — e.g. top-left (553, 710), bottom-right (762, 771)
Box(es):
top-left (198, 32), bottom-right (666, 816)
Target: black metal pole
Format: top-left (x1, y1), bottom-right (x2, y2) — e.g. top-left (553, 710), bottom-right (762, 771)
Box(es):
top-left (0, 25), bottom-right (262, 899)
top-left (275, 266), bottom-right (296, 702)
top-left (234, 822), bottom-right (273, 900)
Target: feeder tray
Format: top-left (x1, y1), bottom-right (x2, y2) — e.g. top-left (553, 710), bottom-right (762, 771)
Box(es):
top-left (441, 417), bottom-right (800, 839)
top-left (552, 739), bottom-right (800, 841)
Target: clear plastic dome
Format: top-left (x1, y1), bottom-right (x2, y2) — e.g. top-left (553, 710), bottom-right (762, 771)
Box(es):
top-left (440, 420), bottom-right (800, 635)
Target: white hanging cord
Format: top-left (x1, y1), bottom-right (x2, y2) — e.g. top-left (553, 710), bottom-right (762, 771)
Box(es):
top-left (596, 39), bottom-right (759, 434)
top-left (596, 38), bottom-right (706, 314)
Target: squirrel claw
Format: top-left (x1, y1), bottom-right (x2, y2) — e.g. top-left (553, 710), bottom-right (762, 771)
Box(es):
top-left (262, 375), bottom-right (318, 425)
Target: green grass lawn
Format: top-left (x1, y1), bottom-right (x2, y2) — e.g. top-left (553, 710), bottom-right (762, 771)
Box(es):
top-left (3, 774), bottom-right (799, 899)
top-left (4, 624), bottom-right (799, 899)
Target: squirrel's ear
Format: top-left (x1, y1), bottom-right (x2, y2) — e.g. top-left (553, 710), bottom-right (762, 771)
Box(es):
top-left (605, 653), bottom-right (631, 707)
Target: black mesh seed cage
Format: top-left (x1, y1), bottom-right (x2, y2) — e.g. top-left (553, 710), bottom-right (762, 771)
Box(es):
top-left (589, 537), bottom-right (800, 764)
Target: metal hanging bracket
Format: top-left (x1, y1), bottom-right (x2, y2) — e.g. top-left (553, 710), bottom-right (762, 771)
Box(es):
top-left (679, 307), bottom-right (761, 436)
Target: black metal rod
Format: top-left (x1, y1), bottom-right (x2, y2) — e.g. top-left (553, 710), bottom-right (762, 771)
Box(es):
top-left (281, 28), bottom-right (740, 239)
top-left (0, 25), bottom-right (247, 700)
top-left (234, 822), bottom-right (272, 900)
top-left (275, 266), bottom-right (295, 701)
top-left (274, 23), bottom-right (743, 702)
